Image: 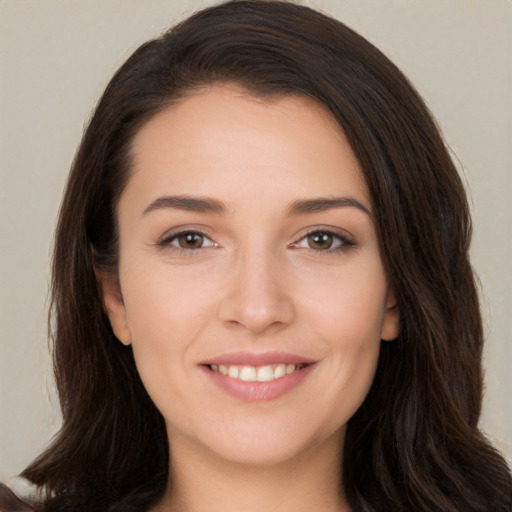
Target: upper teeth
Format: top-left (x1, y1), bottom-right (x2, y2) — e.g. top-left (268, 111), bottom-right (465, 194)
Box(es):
top-left (210, 363), bottom-right (299, 382)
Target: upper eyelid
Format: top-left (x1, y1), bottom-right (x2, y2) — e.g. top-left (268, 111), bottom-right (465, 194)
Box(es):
top-left (297, 232), bottom-right (352, 244)
top-left (157, 226), bottom-right (215, 244)
top-left (293, 226), bottom-right (355, 243)
top-left (156, 231), bottom-right (217, 254)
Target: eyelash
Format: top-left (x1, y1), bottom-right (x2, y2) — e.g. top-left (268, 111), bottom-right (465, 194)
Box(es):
top-left (157, 228), bottom-right (355, 255)
top-left (157, 230), bottom-right (216, 254)
top-left (292, 229), bottom-right (356, 253)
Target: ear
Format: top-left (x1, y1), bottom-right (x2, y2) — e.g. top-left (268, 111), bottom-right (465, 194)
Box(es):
top-left (381, 290), bottom-right (400, 341)
top-left (99, 273), bottom-right (132, 346)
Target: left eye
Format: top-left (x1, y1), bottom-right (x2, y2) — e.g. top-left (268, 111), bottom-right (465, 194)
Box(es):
top-left (294, 231), bottom-right (354, 251)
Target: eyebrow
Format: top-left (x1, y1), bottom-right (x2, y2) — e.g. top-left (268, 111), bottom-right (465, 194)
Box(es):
top-left (142, 194), bottom-right (371, 217)
top-left (286, 196), bottom-right (371, 217)
top-left (142, 195), bottom-right (227, 216)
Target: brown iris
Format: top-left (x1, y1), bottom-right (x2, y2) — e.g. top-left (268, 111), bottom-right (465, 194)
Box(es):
top-left (177, 232), bottom-right (204, 249)
top-left (307, 232), bottom-right (334, 250)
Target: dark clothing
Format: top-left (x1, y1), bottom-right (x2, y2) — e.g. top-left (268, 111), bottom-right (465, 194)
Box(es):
top-left (0, 483), bottom-right (34, 512)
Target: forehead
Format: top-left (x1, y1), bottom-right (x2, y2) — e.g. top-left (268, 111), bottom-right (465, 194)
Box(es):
top-left (126, 84), bottom-right (370, 208)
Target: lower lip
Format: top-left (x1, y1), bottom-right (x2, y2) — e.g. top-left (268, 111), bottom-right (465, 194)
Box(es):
top-left (200, 364), bottom-right (314, 402)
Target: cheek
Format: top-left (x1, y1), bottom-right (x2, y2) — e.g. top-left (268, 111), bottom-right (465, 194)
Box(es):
top-left (119, 265), bottom-right (186, 374)
top-left (123, 280), bottom-right (202, 427)
top-left (119, 259), bottom-right (219, 395)
top-left (121, 256), bottom-right (213, 342)
top-left (303, 264), bottom-right (386, 403)
top-left (304, 261), bottom-right (388, 342)
top-left (314, 310), bottom-right (382, 434)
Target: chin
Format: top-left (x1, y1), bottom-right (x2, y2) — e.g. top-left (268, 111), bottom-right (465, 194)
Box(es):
top-left (175, 414), bottom-right (346, 469)
top-left (207, 440), bottom-right (316, 468)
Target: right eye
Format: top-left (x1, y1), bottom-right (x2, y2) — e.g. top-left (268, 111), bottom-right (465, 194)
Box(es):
top-left (159, 231), bottom-right (216, 250)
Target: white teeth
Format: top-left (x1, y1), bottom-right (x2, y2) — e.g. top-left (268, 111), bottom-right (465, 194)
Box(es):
top-left (256, 365), bottom-right (275, 382)
top-left (274, 364), bottom-right (286, 379)
top-left (228, 366), bottom-right (239, 379)
top-left (210, 363), bottom-right (301, 382)
top-left (239, 366), bottom-right (257, 381)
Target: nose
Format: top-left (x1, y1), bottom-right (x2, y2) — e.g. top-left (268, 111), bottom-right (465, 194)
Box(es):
top-left (217, 249), bottom-right (295, 334)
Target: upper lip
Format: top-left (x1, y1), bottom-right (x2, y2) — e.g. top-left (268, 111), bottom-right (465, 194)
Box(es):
top-left (200, 351), bottom-right (316, 366)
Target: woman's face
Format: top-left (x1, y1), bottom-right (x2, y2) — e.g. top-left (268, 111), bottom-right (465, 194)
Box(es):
top-left (103, 85), bottom-right (399, 467)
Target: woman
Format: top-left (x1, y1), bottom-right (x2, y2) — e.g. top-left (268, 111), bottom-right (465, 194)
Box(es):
top-left (9, 1), bottom-right (512, 511)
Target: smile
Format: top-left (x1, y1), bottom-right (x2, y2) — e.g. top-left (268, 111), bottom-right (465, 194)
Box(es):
top-left (201, 355), bottom-right (315, 402)
top-left (208, 363), bottom-right (306, 382)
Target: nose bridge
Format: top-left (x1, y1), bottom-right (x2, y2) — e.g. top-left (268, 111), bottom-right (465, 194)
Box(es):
top-left (218, 237), bottom-right (295, 333)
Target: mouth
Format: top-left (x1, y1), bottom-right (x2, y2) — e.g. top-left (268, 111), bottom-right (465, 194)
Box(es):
top-left (200, 353), bottom-right (315, 402)
top-left (205, 362), bottom-right (310, 383)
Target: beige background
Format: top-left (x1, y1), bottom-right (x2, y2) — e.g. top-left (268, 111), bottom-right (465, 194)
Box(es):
top-left (1, 0), bottom-right (510, 485)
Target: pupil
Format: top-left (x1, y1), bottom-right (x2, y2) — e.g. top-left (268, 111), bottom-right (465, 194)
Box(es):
top-left (309, 232), bottom-right (332, 250)
top-left (180, 233), bottom-right (203, 248)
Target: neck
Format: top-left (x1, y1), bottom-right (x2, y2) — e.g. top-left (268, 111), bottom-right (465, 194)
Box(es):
top-left (154, 429), bottom-right (350, 512)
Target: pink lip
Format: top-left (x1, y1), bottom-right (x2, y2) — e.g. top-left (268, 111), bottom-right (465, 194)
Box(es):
top-left (201, 351), bottom-right (315, 366)
top-left (199, 353), bottom-right (316, 402)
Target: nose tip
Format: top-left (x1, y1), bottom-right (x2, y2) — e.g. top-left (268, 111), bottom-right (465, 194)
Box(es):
top-left (224, 302), bottom-right (289, 334)
top-left (217, 259), bottom-right (295, 334)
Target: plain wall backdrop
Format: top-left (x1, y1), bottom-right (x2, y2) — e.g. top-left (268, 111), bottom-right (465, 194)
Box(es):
top-left (1, 0), bottom-right (511, 485)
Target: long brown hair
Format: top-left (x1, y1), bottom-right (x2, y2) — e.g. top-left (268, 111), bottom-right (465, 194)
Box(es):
top-left (23, 1), bottom-right (512, 511)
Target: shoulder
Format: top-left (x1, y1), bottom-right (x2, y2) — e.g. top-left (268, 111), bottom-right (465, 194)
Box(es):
top-left (0, 483), bottom-right (34, 511)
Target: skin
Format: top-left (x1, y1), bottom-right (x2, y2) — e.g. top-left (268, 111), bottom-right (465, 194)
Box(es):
top-left (103, 84), bottom-right (399, 512)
